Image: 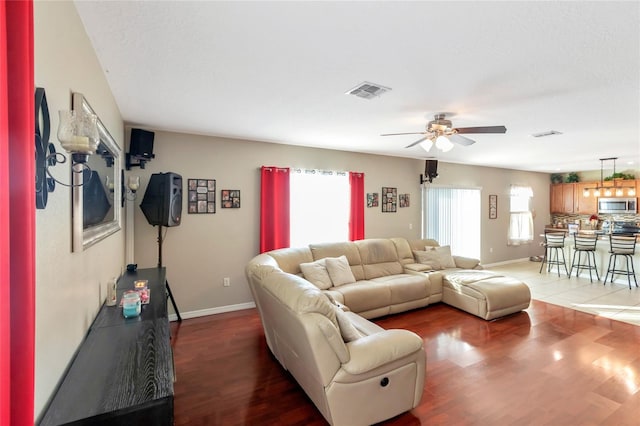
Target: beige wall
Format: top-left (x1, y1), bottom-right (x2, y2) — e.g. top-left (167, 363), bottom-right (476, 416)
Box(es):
top-left (32, 1), bottom-right (552, 419)
top-left (34, 1), bottom-right (125, 419)
top-left (130, 130), bottom-right (551, 319)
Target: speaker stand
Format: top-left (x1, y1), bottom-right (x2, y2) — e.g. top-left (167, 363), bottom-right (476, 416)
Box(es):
top-left (157, 225), bottom-right (182, 322)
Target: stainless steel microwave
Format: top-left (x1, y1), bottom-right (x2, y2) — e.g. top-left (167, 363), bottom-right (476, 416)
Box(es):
top-left (598, 197), bottom-right (637, 214)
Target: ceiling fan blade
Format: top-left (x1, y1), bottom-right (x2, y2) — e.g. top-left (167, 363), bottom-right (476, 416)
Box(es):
top-left (454, 125), bottom-right (507, 134)
top-left (449, 134), bottom-right (476, 146)
top-left (381, 132), bottom-right (427, 136)
top-left (405, 137), bottom-right (429, 148)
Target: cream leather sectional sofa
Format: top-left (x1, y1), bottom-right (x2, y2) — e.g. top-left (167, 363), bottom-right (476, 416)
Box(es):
top-left (245, 237), bottom-right (530, 425)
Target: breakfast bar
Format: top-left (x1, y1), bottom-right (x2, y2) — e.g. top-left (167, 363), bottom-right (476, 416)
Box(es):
top-left (541, 228), bottom-right (639, 286)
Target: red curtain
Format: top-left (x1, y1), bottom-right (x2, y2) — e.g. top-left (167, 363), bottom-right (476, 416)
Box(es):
top-left (1, 1), bottom-right (35, 425)
top-left (349, 172), bottom-right (364, 241)
top-left (260, 166), bottom-right (290, 253)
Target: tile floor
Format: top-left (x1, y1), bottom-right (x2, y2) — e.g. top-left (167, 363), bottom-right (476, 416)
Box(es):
top-left (488, 259), bottom-right (640, 326)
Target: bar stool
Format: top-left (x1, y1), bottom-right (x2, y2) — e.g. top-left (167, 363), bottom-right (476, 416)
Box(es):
top-left (539, 232), bottom-right (569, 277)
top-left (604, 234), bottom-right (638, 289)
top-left (570, 233), bottom-right (599, 282)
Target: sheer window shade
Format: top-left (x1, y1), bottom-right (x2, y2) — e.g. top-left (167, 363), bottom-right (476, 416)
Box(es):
top-left (508, 185), bottom-right (534, 245)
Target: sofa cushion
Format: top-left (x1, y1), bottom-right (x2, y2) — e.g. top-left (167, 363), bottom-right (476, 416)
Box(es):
top-left (413, 250), bottom-right (443, 270)
top-left (326, 255), bottom-right (357, 286)
top-left (370, 274), bottom-right (430, 304)
top-left (355, 239), bottom-right (404, 279)
top-left (310, 241), bottom-right (365, 281)
top-left (331, 282), bottom-right (390, 313)
top-left (300, 258), bottom-right (333, 290)
top-left (426, 245), bottom-right (457, 269)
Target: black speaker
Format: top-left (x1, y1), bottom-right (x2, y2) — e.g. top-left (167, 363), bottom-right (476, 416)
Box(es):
top-left (425, 159), bottom-right (438, 183)
top-left (140, 172), bottom-right (182, 227)
top-left (129, 128), bottom-right (155, 159)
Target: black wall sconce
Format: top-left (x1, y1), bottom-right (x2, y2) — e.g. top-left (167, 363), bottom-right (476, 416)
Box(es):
top-left (126, 128), bottom-right (155, 170)
top-left (35, 87), bottom-right (100, 209)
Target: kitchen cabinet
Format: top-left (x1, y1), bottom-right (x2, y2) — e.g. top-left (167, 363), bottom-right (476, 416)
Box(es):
top-left (551, 183), bottom-right (574, 213)
top-left (551, 179), bottom-right (638, 214)
top-left (575, 182), bottom-right (597, 214)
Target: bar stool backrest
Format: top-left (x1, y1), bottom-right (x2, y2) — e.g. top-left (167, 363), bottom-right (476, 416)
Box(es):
top-left (609, 235), bottom-right (637, 255)
top-left (545, 232), bottom-right (565, 248)
top-left (574, 234), bottom-right (597, 251)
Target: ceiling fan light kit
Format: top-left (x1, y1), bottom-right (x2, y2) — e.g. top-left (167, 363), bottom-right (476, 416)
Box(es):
top-left (381, 112), bottom-right (507, 153)
top-left (435, 135), bottom-right (454, 152)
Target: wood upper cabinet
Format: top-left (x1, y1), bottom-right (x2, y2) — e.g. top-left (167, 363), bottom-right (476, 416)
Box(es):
top-left (550, 183), bottom-right (574, 213)
top-left (550, 184), bottom-right (563, 213)
top-left (550, 179), bottom-right (637, 215)
top-left (562, 183), bottom-right (575, 213)
top-left (574, 182), bottom-right (597, 214)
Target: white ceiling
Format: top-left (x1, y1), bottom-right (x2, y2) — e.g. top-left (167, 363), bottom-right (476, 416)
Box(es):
top-left (73, 1), bottom-right (640, 174)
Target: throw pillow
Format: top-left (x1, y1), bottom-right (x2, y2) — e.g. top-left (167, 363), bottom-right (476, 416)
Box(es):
top-left (413, 250), bottom-right (442, 270)
top-left (334, 307), bottom-right (363, 342)
top-left (427, 245), bottom-right (457, 269)
top-left (300, 259), bottom-right (332, 290)
top-left (325, 255), bottom-right (357, 286)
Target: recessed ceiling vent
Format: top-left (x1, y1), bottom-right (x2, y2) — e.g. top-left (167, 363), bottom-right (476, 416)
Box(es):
top-left (531, 130), bottom-right (563, 138)
top-left (346, 81), bottom-right (391, 100)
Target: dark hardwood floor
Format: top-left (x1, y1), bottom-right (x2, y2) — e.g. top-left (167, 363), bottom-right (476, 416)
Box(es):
top-left (171, 301), bottom-right (640, 425)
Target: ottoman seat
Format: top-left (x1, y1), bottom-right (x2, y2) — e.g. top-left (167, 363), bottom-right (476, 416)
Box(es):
top-left (442, 270), bottom-right (531, 320)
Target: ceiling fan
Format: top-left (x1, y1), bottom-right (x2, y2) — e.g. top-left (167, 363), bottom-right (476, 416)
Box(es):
top-left (381, 113), bottom-right (507, 152)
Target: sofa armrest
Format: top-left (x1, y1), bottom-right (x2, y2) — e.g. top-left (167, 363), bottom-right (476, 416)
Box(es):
top-left (341, 329), bottom-right (423, 375)
top-left (453, 255), bottom-right (482, 270)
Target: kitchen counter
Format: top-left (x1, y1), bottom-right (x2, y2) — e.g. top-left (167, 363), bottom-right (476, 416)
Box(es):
top-left (540, 231), bottom-right (639, 285)
top-left (543, 227), bottom-right (639, 240)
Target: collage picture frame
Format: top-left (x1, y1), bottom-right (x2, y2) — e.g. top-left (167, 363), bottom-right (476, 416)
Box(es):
top-left (221, 190), bottom-right (241, 208)
top-left (382, 187), bottom-right (397, 212)
top-left (188, 178), bottom-right (216, 214)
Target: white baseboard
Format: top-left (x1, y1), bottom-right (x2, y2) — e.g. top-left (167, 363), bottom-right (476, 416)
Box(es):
top-left (483, 257), bottom-right (531, 268)
top-left (168, 301), bottom-right (256, 322)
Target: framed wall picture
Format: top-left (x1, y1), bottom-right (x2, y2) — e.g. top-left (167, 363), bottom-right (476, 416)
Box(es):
top-left (221, 189), bottom-right (241, 208)
top-left (399, 194), bottom-right (410, 207)
top-left (382, 187), bottom-right (397, 212)
top-left (489, 194), bottom-right (497, 219)
top-left (367, 193), bottom-right (379, 207)
top-left (188, 178), bottom-right (216, 214)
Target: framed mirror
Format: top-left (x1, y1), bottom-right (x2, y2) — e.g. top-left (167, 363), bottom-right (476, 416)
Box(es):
top-left (71, 93), bottom-right (122, 252)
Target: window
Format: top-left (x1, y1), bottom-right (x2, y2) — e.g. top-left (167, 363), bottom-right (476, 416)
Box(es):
top-left (290, 170), bottom-right (350, 247)
top-left (422, 186), bottom-right (481, 259)
top-left (508, 185), bottom-right (534, 245)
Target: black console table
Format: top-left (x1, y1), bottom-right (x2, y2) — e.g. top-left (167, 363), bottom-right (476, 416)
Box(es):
top-left (39, 268), bottom-right (174, 425)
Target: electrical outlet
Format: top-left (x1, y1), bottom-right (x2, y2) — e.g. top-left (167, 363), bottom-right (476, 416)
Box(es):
top-left (223, 277), bottom-right (230, 287)
top-left (409, 223), bottom-right (413, 230)
top-left (489, 248), bottom-right (493, 253)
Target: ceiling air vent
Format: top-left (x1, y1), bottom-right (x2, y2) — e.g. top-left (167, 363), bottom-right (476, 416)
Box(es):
top-left (346, 81), bottom-right (391, 100)
top-left (531, 130), bottom-right (563, 138)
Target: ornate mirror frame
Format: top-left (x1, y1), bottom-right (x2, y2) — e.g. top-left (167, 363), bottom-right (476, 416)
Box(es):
top-left (71, 92), bottom-right (122, 252)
